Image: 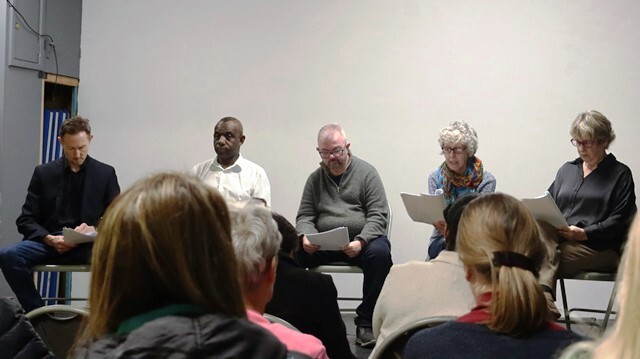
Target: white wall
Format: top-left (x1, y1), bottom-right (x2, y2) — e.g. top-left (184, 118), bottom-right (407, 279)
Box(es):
top-left (77, 0), bottom-right (638, 312)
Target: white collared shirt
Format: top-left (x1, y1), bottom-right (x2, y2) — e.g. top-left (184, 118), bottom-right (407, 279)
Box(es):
top-left (192, 154), bottom-right (271, 208)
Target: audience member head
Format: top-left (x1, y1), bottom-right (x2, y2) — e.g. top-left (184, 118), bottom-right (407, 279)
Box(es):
top-left (231, 205), bottom-right (282, 310)
top-left (272, 212), bottom-right (299, 256)
top-left (457, 193), bottom-right (548, 336)
top-left (561, 214), bottom-right (640, 359)
top-left (570, 110), bottom-right (615, 148)
top-left (443, 192), bottom-right (480, 251)
top-left (81, 172), bottom-right (244, 342)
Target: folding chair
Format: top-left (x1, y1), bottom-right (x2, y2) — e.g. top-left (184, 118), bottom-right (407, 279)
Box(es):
top-left (264, 313), bottom-right (300, 332)
top-left (26, 305), bottom-right (89, 358)
top-left (370, 315), bottom-right (456, 359)
top-left (309, 204), bottom-right (393, 309)
top-left (559, 271), bottom-right (618, 335)
top-left (33, 264), bottom-right (91, 304)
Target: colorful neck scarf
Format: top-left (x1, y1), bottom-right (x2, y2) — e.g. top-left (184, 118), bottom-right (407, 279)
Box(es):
top-left (437, 156), bottom-right (484, 206)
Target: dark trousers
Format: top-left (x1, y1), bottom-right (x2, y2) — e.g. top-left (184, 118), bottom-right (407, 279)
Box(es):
top-left (0, 239), bottom-right (92, 312)
top-left (297, 235), bottom-right (392, 328)
top-left (428, 237), bottom-right (446, 260)
top-left (537, 221), bottom-right (619, 297)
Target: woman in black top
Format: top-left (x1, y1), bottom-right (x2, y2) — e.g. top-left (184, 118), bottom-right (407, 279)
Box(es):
top-left (540, 110), bottom-right (636, 301)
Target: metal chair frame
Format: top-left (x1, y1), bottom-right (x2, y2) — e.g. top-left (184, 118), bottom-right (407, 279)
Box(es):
top-left (26, 304), bottom-right (89, 358)
top-left (370, 315), bottom-right (456, 359)
top-left (559, 271), bottom-right (618, 335)
top-left (263, 313), bottom-right (301, 332)
top-left (33, 264), bottom-right (90, 302)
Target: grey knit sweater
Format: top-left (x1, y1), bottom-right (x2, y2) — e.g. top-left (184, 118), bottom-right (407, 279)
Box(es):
top-left (296, 155), bottom-right (389, 244)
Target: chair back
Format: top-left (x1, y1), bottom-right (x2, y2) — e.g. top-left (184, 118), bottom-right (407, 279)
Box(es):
top-left (386, 202), bottom-right (393, 239)
top-left (371, 315), bottom-right (456, 359)
top-left (263, 313), bottom-right (300, 332)
top-left (26, 305), bottom-right (89, 358)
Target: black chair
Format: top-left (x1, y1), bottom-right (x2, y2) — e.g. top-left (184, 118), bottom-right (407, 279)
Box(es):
top-left (26, 305), bottom-right (89, 358)
top-left (370, 315), bottom-right (456, 359)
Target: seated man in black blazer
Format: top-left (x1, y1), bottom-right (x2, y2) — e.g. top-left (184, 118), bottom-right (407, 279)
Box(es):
top-left (0, 116), bottom-right (120, 312)
top-left (266, 213), bottom-right (355, 359)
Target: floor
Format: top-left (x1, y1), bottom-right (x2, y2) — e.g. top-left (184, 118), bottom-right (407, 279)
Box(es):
top-left (342, 312), bottom-right (373, 359)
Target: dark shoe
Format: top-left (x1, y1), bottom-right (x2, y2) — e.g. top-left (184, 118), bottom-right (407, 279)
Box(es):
top-left (544, 291), bottom-right (561, 320)
top-left (355, 326), bottom-right (376, 348)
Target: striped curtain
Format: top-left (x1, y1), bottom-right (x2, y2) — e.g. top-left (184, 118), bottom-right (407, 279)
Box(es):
top-left (37, 109), bottom-right (69, 304)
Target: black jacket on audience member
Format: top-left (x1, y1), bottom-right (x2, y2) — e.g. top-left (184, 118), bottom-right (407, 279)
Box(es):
top-left (73, 312), bottom-right (288, 359)
top-left (0, 297), bottom-right (53, 358)
top-left (266, 255), bottom-right (355, 359)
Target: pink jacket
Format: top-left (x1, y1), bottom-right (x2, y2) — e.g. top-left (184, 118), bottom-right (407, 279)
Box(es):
top-left (246, 309), bottom-right (328, 359)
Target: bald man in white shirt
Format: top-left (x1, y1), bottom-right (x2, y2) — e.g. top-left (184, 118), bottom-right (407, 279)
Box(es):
top-left (192, 117), bottom-right (271, 208)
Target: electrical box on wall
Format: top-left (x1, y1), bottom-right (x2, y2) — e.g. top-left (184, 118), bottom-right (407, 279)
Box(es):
top-left (6, 0), bottom-right (82, 78)
top-left (7, 0), bottom-right (43, 70)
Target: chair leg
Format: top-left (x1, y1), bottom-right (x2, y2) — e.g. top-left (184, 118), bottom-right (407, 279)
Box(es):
top-left (559, 278), bottom-right (571, 331)
top-left (600, 279), bottom-right (618, 335)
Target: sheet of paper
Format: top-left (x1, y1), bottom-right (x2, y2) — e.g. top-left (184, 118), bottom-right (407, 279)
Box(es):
top-left (521, 192), bottom-right (569, 228)
top-left (400, 192), bottom-right (445, 224)
top-left (63, 227), bottom-right (97, 244)
top-left (305, 227), bottom-right (350, 251)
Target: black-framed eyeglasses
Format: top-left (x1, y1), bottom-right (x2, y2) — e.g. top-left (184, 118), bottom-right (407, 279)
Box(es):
top-left (570, 139), bottom-right (597, 148)
top-left (317, 147), bottom-right (345, 158)
top-left (441, 146), bottom-right (466, 155)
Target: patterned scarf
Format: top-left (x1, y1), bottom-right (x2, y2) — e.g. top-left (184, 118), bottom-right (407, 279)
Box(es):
top-left (437, 156), bottom-right (484, 206)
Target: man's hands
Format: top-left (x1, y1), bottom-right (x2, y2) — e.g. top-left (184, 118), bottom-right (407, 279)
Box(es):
top-left (433, 220), bottom-right (446, 234)
top-left (43, 234), bottom-right (75, 253)
top-left (301, 234), bottom-right (363, 257)
top-left (342, 240), bottom-right (362, 258)
top-left (557, 225), bottom-right (588, 241)
top-left (43, 223), bottom-right (95, 253)
top-left (74, 223), bottom-right (96, 235)
top-left (302, 235), bottom-right (320, 254)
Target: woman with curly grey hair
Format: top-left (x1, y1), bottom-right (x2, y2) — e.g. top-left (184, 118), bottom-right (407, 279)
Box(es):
top-left (427, 121), bottom-right (496, 260)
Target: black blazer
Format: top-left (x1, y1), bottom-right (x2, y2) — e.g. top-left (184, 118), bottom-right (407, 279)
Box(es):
top-left (16, 155), bottom-right (120, 241)
top-left (266, 255), bottom-right (354, 359)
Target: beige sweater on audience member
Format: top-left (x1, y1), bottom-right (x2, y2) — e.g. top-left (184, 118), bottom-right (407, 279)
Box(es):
top-left (370, 251), bottom-right (475, 357)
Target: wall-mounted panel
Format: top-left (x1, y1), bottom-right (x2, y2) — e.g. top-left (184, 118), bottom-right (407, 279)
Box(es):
top-left (7, 0), bottom-right (44, 70)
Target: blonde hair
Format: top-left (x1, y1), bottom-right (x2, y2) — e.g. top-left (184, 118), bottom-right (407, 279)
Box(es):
top-left (570, 110), bottom-right (616, 147)
top-left (438, 121), bottom-right (478, 157)
top-left (80, 172), bottom-right (245, 342)
top-left (561, 214), bottom-right (640, 359)
top-left (457, 193), bottom-right (548, 336)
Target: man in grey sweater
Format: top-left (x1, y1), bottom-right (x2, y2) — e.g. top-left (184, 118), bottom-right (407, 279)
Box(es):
top-left (296, 124), bottom-right (393, 348)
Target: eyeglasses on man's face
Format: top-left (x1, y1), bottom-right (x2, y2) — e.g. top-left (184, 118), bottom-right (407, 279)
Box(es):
top-left (570, 139), bottom-right (597, 148)
top-left (441, 146), bottom-right (466, 155)
top-left (317, 147), bottom-right (345, 158)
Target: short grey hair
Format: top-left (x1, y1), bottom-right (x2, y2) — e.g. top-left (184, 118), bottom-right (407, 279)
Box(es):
top-left (231, 205), bottom-right (282, 289)
top-left (317, 123), bottom-right (347, 144)
top-left (438, 121), bottom-right (478, 157)
top-left (570, 110), bottom-right (615, 147)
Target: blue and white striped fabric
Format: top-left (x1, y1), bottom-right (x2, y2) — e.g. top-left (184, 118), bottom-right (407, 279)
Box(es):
top-left (41, 109), bottom-right (69, 164)
top-left (37, 109), bottom-right (70, 305)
